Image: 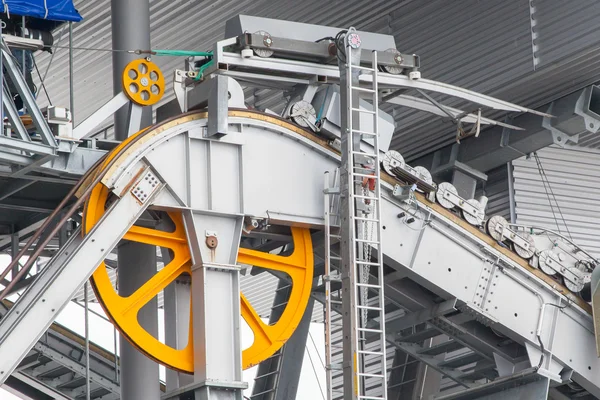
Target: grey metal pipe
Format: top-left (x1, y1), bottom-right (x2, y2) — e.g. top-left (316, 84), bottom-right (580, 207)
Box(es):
top-left (111, 0), bottom-right (152, 140)
top-left (69, 22), bottom-right (75, 124)
top-left (111, 0), bottom-right (159, 398)
top-left (84, 282), bottom-right (90, 400)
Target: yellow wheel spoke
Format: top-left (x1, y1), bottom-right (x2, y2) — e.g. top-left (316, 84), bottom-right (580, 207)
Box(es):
top-left (241, 294), bottom-right (271, 346)
top-left (238, 227), bottom-right (311, 274)
top-left (124, 225), bottom-right (187, 249)
top-left (120, 256), bottom-right (191, 316)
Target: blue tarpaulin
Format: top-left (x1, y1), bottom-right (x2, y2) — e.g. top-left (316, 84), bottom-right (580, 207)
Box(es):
top-left (2, 0), bottom-right (82, 22)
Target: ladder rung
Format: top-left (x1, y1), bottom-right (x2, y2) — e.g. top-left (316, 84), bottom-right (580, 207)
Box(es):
top-left (250, 388), bottom-right (276, 398)
top-left (357, 372), bottom-right (385, 378)
top-left (352, 150), bottom-right (377, 157)
top-left (356, 261), bottom-right (381, 267)
top-left (353, 172), bottom-right (378, 178)
top-left (353, 195), bottom-right (379, 200)
top-left (356, 282), bottom-right (381, 288)
top-left (358, 396), bottom-right (385, 400)
top-left (357, 305), bottom-right (382, 311)
top-left (353, 130), bottom-right (378, 137)
top-left (350, 65), bottom-right (375, 72)
top-left (351, 107), bottom-right (377, 115)
top-left (357, 327), bottom-right (382, 334)
top-left (358, 350), bottom-right (385, 356)
top-left (353, 86), bottom-right (375, 93)
top-left (355, 238), bottom-right (380, 244)
top-left (331, 300), bottom-right (342, 305)
top-left (330, 234), bottom-right (342, 239)
top-left (354, 217), bottom-right (380, 222)
top-left (254, 370), bottom-right (279, 380)
top-left (330, 256), bottom-right (342, 261)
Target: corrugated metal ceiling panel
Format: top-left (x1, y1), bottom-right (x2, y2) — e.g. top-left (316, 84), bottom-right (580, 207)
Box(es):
top-left (513, 145), bottom-right (600, 256)
top-left (33, 0), bottom-right (600, 158)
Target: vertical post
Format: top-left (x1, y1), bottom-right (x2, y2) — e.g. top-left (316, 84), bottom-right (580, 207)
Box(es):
top-left (111, 0), bottom-right (159, 399)
top-left (69, 22), bottom-right (74, 124)
top-left (1, 21), bottom-right (4, 123)
top-left (10, 233), bottom-right (19, 280)
top-left (111, 0), bottom-right (153, 138)
top-left (117, 241), bottom-right (160, 399)
top-left (338, 31), bottom-right (362, 400)
top-left (84, 281), bottom-right (91, 400)
top-left (507, 161), bottom-right (517, 224)
top-left (183, 211), bottom-right (245, 400)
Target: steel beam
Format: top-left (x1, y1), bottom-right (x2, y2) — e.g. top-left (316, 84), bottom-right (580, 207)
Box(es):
top-left (111, 2), bottom-right (157, 399)
top-left (183, 210), bottom-right (245, 400)
top-left (251, 279), bottom-right (314, 400)
top-left (117, 240), bottom-right (161, 400)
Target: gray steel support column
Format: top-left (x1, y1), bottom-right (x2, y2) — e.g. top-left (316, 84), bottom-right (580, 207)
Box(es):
top-left (161, 248), bottom-right (194, 391)
top-left (118, 241), bottom-right (160, 400)
top-left (111, 0), bottom-right (153, 138)
top-left (274, 297), bottom-right (314, 400)
top-left (111, 1), bottom-right (159, 399)
top-left (251, 279), bottom-right (314, 400)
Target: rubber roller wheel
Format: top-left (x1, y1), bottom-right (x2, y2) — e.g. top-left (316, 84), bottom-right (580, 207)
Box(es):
top-left (82, 120), bottom-right (314, 374)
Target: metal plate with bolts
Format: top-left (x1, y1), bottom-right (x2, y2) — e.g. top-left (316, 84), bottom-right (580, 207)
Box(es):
top-left (436, 182), bottom-right (458, 209)
top-left (382, 150), bottom-right (405, 175)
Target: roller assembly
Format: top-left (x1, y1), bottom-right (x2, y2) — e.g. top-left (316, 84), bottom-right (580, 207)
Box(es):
top-left (380, 149), bottom-right (597, 299)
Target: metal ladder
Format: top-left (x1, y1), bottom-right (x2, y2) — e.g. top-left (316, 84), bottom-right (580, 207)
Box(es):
top-left (337, 29), bottom-right (388, 400)
top-left (324, 169), bottom-right (343, 400)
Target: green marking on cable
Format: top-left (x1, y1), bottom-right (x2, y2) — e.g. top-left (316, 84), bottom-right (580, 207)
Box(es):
top-left (151, 49), bottom-right (213, 57)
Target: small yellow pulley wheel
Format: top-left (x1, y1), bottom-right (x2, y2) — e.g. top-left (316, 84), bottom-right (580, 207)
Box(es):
top-left (122, 59), bottom-right (165, 106)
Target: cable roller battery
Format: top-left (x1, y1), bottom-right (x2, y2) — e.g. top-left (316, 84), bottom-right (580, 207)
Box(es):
top-left (19, 27), bottom-right (54, 51)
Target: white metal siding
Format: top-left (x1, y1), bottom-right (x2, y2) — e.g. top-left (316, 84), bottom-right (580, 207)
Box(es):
top-left (512, 145), bottom-right (600, 257)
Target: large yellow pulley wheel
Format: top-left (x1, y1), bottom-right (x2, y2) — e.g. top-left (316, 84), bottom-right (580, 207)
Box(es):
top-left (82, 122), bottom-right (314, 373)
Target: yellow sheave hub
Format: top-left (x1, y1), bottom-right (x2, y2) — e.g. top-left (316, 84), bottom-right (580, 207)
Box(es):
top-left (82, 119), bottom-right (314, 373)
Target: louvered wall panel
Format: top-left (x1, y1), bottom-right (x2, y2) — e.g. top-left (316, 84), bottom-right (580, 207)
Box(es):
top-left (512, 145), bottom-right (600, 256)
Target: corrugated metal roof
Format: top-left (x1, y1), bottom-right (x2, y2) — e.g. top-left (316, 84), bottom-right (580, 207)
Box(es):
top-left (513, 145), bottom-right (600, 256)
top-left (33, 0), bottom-right (600, 158)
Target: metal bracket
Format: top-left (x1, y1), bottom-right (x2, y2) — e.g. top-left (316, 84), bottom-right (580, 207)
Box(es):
top-left (439, 188), bottom-right (482, 220)
top-left (491, 223), bottom-right (532, 252)
top-left (542, 103), bottom-right (580, 147)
